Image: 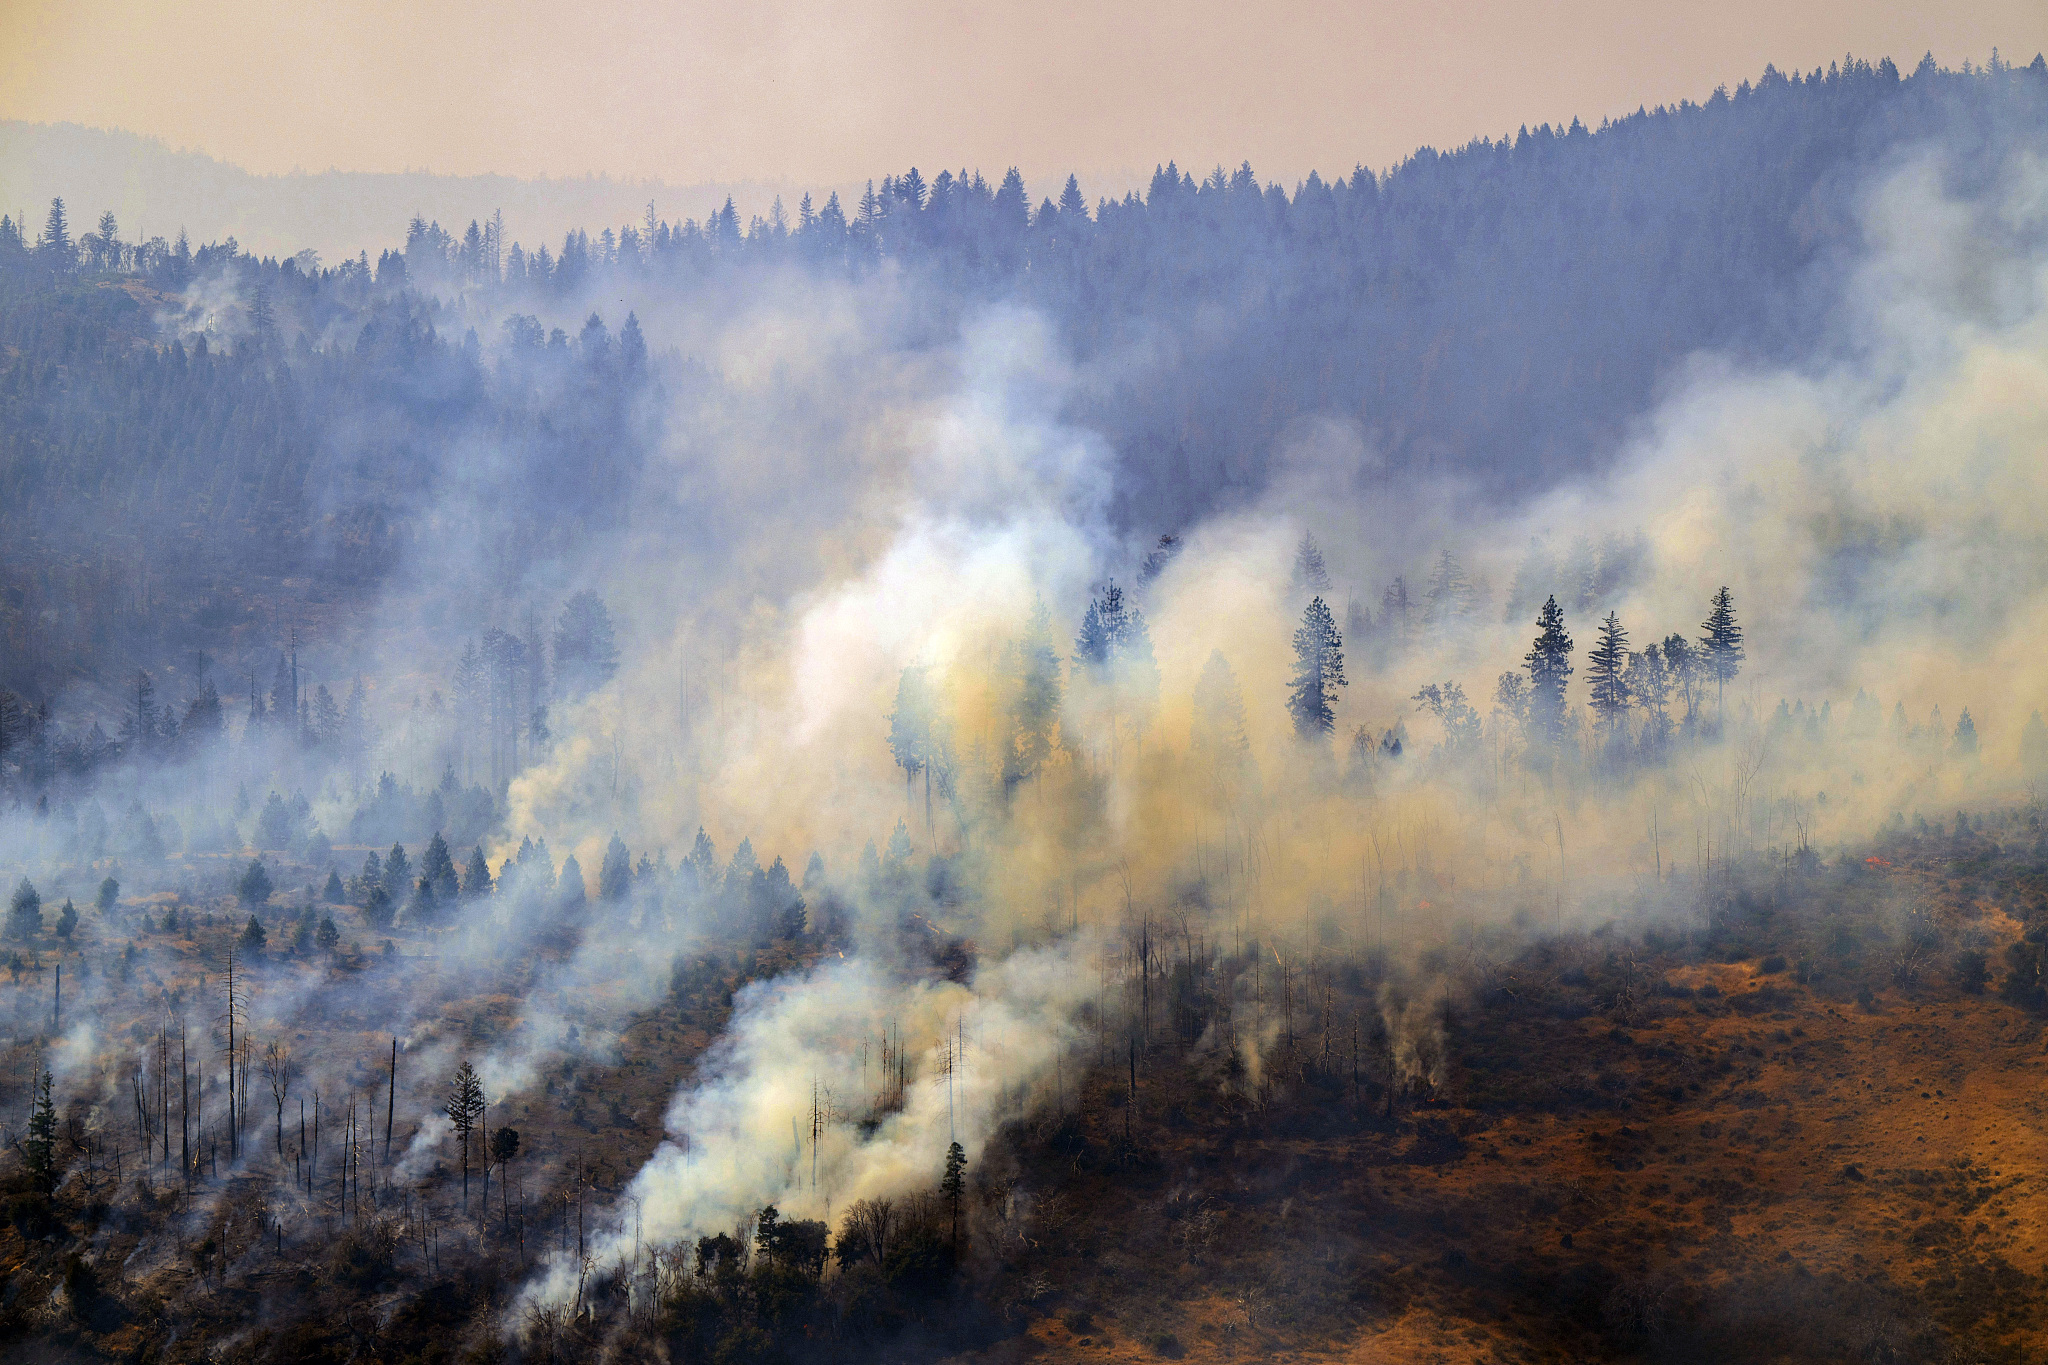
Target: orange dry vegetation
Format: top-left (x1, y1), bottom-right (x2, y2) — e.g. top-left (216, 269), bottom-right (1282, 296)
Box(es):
top-left (955, 840), bottom-right (2048, 1364)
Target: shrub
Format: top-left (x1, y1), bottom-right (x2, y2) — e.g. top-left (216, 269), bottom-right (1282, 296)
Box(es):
top-left (1952, 949), bottom-right (1989, 995)
top-left (1760, 954), bottom-right (1787, 974)
top-left (6, 1192), bottom-right (56, 1239)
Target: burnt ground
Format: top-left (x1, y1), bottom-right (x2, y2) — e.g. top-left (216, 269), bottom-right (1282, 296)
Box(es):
top-left (0, 817), bottom-right (2045, 1363)
top-left (959, 824), bottom-right (2048, 1364)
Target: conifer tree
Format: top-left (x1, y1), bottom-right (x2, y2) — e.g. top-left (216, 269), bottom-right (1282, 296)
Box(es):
top-left (1953, 709), bottom-right (1979, 759)
top-left (461, 846), bottom-right (493, 899)
top-left (421, 832), bottom-right (459, 901)
top-left (1586, 612), bottom-right (1631, 736)
top-left (1287, 597), bottom-right (1347, 741)
top-left (1292, 532), bottom-right (1331, 594)
top-left (383, 843), bottom-right (412, 902)
top-left (1380, 576), bottom-right (1414, 646)
top-left (25, 1066), bottom-right (56, 1191)
top-left (1523, 596), bottom-right (1575, 745)
top-left (236, 858), bottom-right (273, 910)
top-left (7, 878), bottom-right (41, 940)
top-left (1700, 587), bottom-right (1745, 715)
top-left (599, 832), bottom-right (633, 901)
top-left (558, 854), bottom-right (587, 910)
top-left (123, 671), bottom-right (158, 756)
top-left (445, 1061), bottom-right (485, 1209)
top-left (942, 1140), bottom-right (967, 1251)
top-left (39, 198), bottom-right (71, 268)
top-left (1424, 549), bottom-right (1476, 626)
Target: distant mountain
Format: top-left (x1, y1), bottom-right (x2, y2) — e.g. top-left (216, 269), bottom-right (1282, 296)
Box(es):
top-left (0, 120), bottom-right (826, 261)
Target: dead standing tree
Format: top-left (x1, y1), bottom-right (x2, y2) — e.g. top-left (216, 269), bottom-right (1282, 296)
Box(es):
top-left (262, 1041), bottom-right (294, 1160)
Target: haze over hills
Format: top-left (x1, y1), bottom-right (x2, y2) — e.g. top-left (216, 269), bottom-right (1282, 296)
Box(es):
top-left (0, 121), bottom-right (877, 261)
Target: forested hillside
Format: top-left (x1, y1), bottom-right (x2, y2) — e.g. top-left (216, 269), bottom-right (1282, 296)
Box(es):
top-left (1, 53), bottom-right (2044, 713)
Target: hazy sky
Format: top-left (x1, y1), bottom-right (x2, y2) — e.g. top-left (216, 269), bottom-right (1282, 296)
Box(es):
top-left (4, 0), bottom-right (2044, 190)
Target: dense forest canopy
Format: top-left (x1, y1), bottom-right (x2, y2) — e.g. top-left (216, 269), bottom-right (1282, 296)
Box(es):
top-left (0, 52), bottom-right (2044, 719)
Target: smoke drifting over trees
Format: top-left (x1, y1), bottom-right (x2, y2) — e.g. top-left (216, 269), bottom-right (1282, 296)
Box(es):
top-left (0, 49), bottom-right (2045, 1365)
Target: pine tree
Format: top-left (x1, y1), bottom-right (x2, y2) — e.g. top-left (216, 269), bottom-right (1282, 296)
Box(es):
top-left (39, 198), bottom-right (72, 268)
top-left (122, 670), bottom-right (158, 757)
top-left (7, 878), bottom-right (41, 940)
top-left (421, 832), bottom-right (459, 901)
top-left (1424, 549), bottom-right (1475, 626)
top-left (1292, 532), bottom-right (1331, 594)
top-left (1586, 612), bottom-right (1631, 736)
top-left (1286, 597), bottom-right (1347, 741)
top-left (1380, 576), bottom-right (1414, 645)
top-left (445, 1061), bottom-right (486, 1209)
top-left (311, 685), bottom-right (340, 747)
top-left (1059, 174), bottom-right (1089, 223)
top-left (599, 832), bottom-right (633, 901)
top-left (1523, 596), bottom-right (1575, 745)
top-left (1699, 587), bottom-right (1745, 715)
top-left (25, 1066), bottom-right (56, 1191)
top-left (558, 854), bottom-right (587, 910)
top-left (1952, 709), bottom-right (1979, 759)
top-left (942, 1140), bottom-right (967, 1251)
top-left (1072, 580), bottom-right (1158, 762)
top-left (383, 843), bottom-right (412, 902)
top-left (93, 209), bottom-right (119, 268)
top-left (236, 859), bottom-right (273, 910)
top-left (452, 642), bottom-right (483, 781)
top-left (180, 678), bottom-right (225, 747)
top-left (54, 900), bottom-right (76, 939)
top-left (461, 846), bottom-right (493, 898)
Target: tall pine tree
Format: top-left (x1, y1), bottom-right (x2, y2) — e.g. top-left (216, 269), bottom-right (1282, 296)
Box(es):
top-left (1586, 612), bottom-right (1631, 737)
top-left (1700, 586), bottom-right (1745, 716)
top-left (1523, 596), bottom-right (1575, 745)
top-left (1287, 597), bottom-right (1347, 741)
